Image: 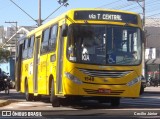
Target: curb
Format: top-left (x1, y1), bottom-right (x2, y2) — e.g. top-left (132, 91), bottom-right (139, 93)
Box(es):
top-left (0, 100), bottom-right (18, 107)
top-left (144, 91), bottom-right (160, 94)
top-left (0, 100), bottom-right (11, 107)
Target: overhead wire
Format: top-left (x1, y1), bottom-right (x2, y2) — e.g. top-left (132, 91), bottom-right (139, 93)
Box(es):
top-left (95, 0), bottom-right (160, 25)
top-left (123, 0), bottom-right (159, 11)
top-left (110, 2), bottom-right (135, 10)
top-left (95, 0), bottom-right (120, 9)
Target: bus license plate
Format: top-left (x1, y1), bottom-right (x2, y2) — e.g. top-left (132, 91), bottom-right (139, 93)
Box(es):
top-left (98, 88), bottom-right (111, 94)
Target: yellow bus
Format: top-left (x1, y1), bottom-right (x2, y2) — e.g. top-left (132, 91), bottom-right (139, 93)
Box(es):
top-left (16, 8), bottom-right (143, 107)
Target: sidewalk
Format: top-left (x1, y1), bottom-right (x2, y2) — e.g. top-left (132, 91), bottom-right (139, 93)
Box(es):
top-left (0, 100), bottom-right (11, 107)
top-left (0, 99), bottom-right (19, 107)
top-left (144, 86), bottom-right (160, 94)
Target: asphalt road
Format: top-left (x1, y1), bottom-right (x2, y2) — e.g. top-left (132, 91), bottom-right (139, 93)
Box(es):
top-left (0, 88), bottom-right (160, 118)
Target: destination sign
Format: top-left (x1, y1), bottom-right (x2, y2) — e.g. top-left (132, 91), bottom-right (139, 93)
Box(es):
top-left (74, 11), bottom-right (138, 24)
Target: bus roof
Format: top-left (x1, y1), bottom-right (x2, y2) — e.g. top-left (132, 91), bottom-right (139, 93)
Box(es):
top-left (19, 8), bottom-right (141, 41)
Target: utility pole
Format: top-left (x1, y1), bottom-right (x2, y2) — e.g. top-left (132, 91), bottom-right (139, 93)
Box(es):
top-left (142, 0), bottom-right (145, 28)
top-left (10, 0), bottom-right (42, 26)
top-left (10, 0), bottom-right (69, 26)
top-left (38, 0), bottom-right (42, 26)
top-left (127, 0), bottom-right (145, 27)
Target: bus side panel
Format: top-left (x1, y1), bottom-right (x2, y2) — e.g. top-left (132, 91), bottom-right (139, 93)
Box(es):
top-left (38, 54), bottom-right (48, 94)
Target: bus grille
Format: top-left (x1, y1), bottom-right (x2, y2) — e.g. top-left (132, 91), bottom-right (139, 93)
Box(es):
top-left (83, 88), bottom-right (124, 95)
top-left (78, 68), bottom-right (132, 78)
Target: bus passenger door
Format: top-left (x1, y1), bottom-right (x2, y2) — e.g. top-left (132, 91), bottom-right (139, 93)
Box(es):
top-left (56, 25), bottom-right (64, 94)
top-left (38, 47), bottom-right (48, 94)
top-left (16, 44), bottom-right (23, 91)
top-left (33, 36), bottom-right (40, 93)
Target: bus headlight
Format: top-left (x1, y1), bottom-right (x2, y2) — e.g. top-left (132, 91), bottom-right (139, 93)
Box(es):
top-left (65, 72), bottom-right (83, 85)
top-left (126, 76), bottom-right (141, 86)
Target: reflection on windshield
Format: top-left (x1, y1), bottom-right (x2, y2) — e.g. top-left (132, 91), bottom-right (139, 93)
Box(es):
top-left (67, 24), bottom-right (141, 65)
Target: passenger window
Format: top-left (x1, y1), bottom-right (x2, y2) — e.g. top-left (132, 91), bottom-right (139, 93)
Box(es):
top-left (49, 24), bottom-right (58, 51)
top-left (22, 38), bottom-right (28, 59)
top-left (28, 36), bottom-right (35, 58)
top-left (41, 28), bottom-right (49, 54)
top-left (30, 36), bottom-right (35, 47)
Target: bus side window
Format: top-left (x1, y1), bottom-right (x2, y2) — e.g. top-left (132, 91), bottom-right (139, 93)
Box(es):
top-left (28, 36), bottom-right (35, 58)
top-left (41, 28), bottom-right (49, 54)
top-left (49, 24), bottom-right (58, 52)
top-left (22, 38), bottom-right (29, 59)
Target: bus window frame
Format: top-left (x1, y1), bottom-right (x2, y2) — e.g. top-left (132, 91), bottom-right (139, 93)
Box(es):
top-left (48, 24), bottom-right (58, 52)
top-left (66, 23), bottom-right (142, 66)
top-left (27, 35), bottom-right (35, 58)
top-left (40, 28), bottom-right (50, 55)
top-left (22, 38), bottom-right (29, 60)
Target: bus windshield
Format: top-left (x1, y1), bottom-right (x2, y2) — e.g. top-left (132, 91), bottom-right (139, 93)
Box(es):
top-left (67, 24), bottom-right (142, 65)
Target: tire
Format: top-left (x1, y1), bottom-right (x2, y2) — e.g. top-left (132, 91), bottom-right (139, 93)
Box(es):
top-left (50, 80), bottom-right (60, 107)
top-left (110, 97), bottom-right (120, 107)
top-left (98, 98), bottom-right (109, 103)
top-left (140, 86), bottom-right (144, 95)
top-left (5, 86), bottom-right (9, 95)
top-left (25, 81), bottom-right (34, 101)
top-left (34, 95), bottom-right (41, 101)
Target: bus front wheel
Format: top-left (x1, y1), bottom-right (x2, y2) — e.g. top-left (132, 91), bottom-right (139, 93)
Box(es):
top-left (50, 80), bottom-right (60, 107)
top-left (25, 81), bottom-right (34, 101)
top-left (110, 97), bottom-right (120, 107)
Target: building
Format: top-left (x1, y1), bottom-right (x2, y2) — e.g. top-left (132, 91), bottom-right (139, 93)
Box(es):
top-left (145, 18), bottom-right (160, 82)
top-left (145, 27), bottom-right (160, 58)
top-left (0, 25), bottom-right (35, 80)
top-left (0, 25), bottom-right (35, 55)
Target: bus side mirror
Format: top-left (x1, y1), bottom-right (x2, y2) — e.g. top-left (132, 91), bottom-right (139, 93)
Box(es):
top-left (62, 24), bottom-right (68, 37)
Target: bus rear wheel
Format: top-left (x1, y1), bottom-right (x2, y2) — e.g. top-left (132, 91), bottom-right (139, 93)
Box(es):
top-left (50, 80), bottom-right (60, 107)
top-left (34, 95), bottom-right (41, 101)
top-left (25, 81), bottom-right (34, 101)
top-left (110, 97), bottom-right (120, 107)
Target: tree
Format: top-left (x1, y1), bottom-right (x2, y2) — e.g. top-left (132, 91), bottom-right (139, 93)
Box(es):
top-left (0, 48), bottom-right (10, 62)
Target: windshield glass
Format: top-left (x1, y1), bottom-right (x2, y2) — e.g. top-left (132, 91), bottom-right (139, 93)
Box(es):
top-left (67, 24), bottom-right (142, 65)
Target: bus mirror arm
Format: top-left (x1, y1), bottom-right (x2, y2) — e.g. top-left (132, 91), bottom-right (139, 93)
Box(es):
top-left (62, 24), bottom-right (68, 37)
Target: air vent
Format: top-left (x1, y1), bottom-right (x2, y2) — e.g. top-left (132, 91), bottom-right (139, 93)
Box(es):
top-left (78, 68), bottom-right (132, 78)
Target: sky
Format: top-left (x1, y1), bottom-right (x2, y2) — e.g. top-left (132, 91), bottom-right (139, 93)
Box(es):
top-left (0, 0), bottom-right (160, 27)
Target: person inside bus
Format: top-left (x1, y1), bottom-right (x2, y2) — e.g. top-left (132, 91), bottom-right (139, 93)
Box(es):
top-left (82, 36), bottom-right (95, 62)
top-left (132, 51), bottom-right (138, 59)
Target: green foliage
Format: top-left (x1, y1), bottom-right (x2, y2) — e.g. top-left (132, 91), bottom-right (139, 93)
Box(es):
top-left (0, 48), bottom-right (10, 62)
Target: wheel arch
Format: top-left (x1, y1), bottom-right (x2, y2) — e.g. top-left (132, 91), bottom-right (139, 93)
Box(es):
top-left (48, 74), bottom-right (54, 95)
top-left (24, 76), bottom-right (28, 93)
